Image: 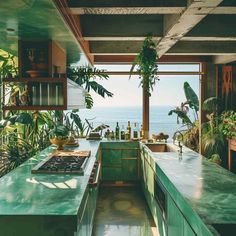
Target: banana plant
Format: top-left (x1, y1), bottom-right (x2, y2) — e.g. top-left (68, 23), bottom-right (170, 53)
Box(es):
top-left (67, 66), bottom-right (113, 108)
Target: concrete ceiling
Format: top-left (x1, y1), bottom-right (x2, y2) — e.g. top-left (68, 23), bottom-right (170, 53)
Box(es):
top-left (65, 0), bottom-right (236, 64)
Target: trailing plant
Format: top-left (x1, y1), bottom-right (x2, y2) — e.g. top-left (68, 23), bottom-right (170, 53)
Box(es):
top-left (67, 65), bottom-right (113, 108)
top-left (130, 35), bottom-right (159, 96)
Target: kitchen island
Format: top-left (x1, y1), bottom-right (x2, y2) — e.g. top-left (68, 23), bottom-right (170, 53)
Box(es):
top-left (0, 140), bottom-right (100, 236)
top-left (0, 140), bottom-right (236, 236)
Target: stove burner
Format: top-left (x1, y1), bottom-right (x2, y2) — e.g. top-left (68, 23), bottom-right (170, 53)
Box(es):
top-left (32, 152), bottom-right (90, 175)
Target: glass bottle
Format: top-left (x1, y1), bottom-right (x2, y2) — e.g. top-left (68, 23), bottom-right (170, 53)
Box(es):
top-left (140, 124), bottom-right (144, 139)
top-left (115, 122), bottom-right (120, 140)
top-left (120, 125), bottom-right (125, 140)
top-left (133, 122), bottom-right (138, 139)
top-left (127, 121), bottom-right (131, 139)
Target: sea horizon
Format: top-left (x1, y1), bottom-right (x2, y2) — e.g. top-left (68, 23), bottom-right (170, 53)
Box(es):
top-left (78, 105), bottom-right (191, 138)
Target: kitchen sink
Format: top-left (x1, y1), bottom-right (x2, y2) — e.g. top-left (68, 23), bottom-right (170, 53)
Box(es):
top-left (145, 143), bottom-right (175, 152)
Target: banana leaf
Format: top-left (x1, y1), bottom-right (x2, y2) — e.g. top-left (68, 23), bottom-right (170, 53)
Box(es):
top-left (184, 82), bottom-right (199, 112)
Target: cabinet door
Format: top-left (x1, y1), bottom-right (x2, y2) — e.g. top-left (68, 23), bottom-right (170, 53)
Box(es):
top-left (121, 158), bottom-right (138, 180)
top-left (168, 197), bottom-right (184, 236)
top-left (77, 193), bottom-right (90, 236)
top-left (184, 219), bottom-right (196, 236)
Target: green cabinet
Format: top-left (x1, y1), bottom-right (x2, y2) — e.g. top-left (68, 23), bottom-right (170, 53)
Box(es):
top-left (167, 196), bottom-right (184, 236)
top-left (77, 186), bottom-right (99, 236)
top-left (184, 219), bottom-right (196, 236)
top-left (101, 144), bottom-right (139, 181)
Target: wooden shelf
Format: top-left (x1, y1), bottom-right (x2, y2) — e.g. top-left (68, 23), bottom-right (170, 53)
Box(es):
top-left (3, 105), bottom-right (66, 111)
top-left (2, 77), bottom-right (66, 83)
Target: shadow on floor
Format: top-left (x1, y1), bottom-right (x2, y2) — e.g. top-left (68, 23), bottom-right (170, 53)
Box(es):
top-left (92, 187), bottom-right (158, 236)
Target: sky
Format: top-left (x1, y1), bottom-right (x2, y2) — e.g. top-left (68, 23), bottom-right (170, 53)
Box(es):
top-left (90, 64), bottom-right (200, 107)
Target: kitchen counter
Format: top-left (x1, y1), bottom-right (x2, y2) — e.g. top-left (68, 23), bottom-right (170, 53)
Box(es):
top-left (141, 143), bottom-right (236, 235)
top-left (0, 140), bottom-right (100, 216)
top-left (0, 140), bottom-right (236, 235)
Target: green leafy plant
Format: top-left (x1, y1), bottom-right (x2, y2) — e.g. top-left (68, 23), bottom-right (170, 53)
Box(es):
top-left (221, 111), bottom-right (236, 139)
top-left (130, 35), bottom-right (159, 96)
top-left (67, 66), bottom-right (113, 108)
top-left (49, 124), bottom-right (69, 140)
top-left (201, 97), bottom-right (226, 159)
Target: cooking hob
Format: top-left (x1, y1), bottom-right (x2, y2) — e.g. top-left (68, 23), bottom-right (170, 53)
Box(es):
top-left (31, 151), bottom-right (91, 175)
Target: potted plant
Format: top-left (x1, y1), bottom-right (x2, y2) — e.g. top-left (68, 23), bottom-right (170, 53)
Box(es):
top-left (49, 124), bottom-right (69, 150)
top-left (129, 35), bottom-right (159, 96)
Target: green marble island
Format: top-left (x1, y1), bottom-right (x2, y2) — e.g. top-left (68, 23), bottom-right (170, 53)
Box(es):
top-left (0, 140), bottom-right (100, 236)
top-left (0, 140), bottom-right (236, 236)
top-left (140, 143), bottom-right (236, 236)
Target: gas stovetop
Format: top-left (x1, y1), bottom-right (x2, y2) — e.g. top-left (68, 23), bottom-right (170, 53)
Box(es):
top-left (31, 151), bottom-right (91, 175)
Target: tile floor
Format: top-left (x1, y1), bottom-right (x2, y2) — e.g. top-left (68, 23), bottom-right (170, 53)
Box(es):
top-left (92, 187), bottom-right (158, 236)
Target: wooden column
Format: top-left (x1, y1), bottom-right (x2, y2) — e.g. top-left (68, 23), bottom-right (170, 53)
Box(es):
top-left (142, 86), bottom-right (149, 139)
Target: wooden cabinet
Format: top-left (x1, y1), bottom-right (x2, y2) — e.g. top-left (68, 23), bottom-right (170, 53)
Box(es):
top-left (2, 40), bottom-right (69, 110)
top-left (228, 138), bottom-right (236, 171)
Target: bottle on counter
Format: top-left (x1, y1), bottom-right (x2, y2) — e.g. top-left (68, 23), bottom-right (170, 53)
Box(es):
top-left (120, 125), bottom-right (125, 140)
top-left (140, 125), bottom-right (144, 139)
top-left (110, 131), bottom-right (115, 140)
top-left (133, 122), bottom-right (138, 139)
top-left (115, 122), bottom-right (120, 140)
top-left (126, 121), bottom-right (131, 139)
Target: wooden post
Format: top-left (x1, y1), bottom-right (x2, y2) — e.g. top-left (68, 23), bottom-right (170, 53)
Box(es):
top-left (142, 86), bottom-right (149, 139)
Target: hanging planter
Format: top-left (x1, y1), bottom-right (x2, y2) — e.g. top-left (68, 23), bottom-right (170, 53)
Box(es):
top-left (130, 35), bottom-right (159, 96)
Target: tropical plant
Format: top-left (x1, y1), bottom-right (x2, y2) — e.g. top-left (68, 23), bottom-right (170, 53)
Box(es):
top-left (201, 97), bottom-right (226, 159)
top-left (64, 109), bottom-right (88, 137)
top-left (221, 110), bottom-right (236, 139)
top-left (49, 124), bottom-right (69, 140)
top-left (130, 35), bottom-right (159, 96)
top-left (67, 66), bottom-right (113, 108)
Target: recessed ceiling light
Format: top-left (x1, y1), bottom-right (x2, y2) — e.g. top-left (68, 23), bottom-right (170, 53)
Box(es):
top-left (6, 28), bottom-right (15, 32)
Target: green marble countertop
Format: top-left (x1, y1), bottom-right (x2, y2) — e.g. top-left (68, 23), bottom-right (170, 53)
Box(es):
top-left (142, 143), bottom-right (236, 235)
top-left (0, 140), bottom-right (100, 216)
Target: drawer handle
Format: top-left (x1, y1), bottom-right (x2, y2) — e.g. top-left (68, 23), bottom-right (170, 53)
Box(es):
top-left (89, 162), bottom-right (101, 188)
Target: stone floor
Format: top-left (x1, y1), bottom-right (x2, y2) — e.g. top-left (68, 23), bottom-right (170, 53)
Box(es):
top-left (92, 187), bottom-right (158, 236)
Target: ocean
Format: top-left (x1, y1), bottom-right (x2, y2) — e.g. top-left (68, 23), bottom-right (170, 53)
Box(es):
top-left (78, 106), bottom-right (191, 138)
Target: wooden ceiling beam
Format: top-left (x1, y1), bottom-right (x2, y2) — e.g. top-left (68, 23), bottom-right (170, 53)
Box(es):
top-left (94, 55), bottom-right (209, 64)
top-left (68, 0), bottom-right (187, 8)
top-left (156, 0), bottom-right (223, 58)
top-left (167, 41), bottom-right (236, 55)
top-left (69, 7), bottom-right (185, 15)
top-left (69, 6), bottom-right (236, 15)
top-left (52, 0), bottom-right (94, 65)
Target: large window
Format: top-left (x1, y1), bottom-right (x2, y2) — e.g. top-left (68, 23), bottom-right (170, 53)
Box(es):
top-left (79, 64), bottom-right (200, 137)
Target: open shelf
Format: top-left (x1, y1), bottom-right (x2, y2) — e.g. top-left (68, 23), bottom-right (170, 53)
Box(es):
top-left (2, 105), bottom-right (66, 111)
top-left (2, 77), bottom-right (66, 83)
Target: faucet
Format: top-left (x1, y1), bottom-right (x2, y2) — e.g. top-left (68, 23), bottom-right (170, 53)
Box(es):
top-left (172, 131), bottom-right (184, 154)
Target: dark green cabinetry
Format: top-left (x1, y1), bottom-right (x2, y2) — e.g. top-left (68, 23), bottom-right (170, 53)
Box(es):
top-left (77, 186), bottom-right (99, 236)
top-left (167, 197), bottom-right (184, 236)
top-left (101, 142), bottom-right (139, 182)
